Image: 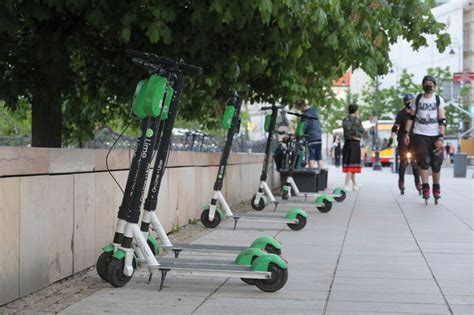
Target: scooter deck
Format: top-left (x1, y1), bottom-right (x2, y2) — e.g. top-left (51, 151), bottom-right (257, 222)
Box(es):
top-left (170, 243), bottom-right (248, 254)
top-left (150, 257), bottom-right (271, 279)
top-left (233, 212), bottom-right (298, 224)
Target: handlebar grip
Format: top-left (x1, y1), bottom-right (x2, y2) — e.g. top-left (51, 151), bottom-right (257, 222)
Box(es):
top-left (149, 55), bottom-right (202, 75)
top-left (126, 49), bottom-right (149, 59)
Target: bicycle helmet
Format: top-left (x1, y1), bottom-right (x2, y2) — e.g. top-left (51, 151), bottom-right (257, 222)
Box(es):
top-left (422, 75), bottom-right (436, 86)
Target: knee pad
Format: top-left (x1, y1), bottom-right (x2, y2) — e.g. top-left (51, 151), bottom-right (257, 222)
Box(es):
top-left (431, 159), bottom-right (442, 173)
top-left (418, 157), bottom-right (430, 170)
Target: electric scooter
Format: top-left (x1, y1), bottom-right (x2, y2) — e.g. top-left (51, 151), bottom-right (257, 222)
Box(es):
top-left (98, 50), bottom-right (289, 293)
top-left (199, 97), bottom-right (307, 231)
top-left (278, 111), bottom-right (347, 212)
top-left (250, 106), bottom-right (334, 213)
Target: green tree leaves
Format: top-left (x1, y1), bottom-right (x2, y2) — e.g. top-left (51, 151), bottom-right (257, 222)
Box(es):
top-left (0, 0), bottom-right (451, 146)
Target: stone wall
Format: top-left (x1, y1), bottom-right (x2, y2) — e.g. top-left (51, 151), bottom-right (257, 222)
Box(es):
top-left (0, 147), bottom-right (276, 305)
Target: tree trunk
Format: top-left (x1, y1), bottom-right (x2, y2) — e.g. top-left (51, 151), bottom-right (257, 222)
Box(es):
top-left (31, 89), bottom-right (62, 147)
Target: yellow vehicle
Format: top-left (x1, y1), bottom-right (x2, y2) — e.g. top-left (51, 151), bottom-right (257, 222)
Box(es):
top-left (365, 120), bottom-right (396, 167)
top-left (331, 120), bottom-right (395, 167)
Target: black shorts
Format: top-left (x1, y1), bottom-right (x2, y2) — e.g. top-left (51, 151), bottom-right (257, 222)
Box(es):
top-left (412, 134), bottom-right (443, 169)
top-left (307, 141), bottom-right (322, 161)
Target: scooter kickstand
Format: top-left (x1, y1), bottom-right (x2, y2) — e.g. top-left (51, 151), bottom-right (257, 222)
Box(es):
top-left (147, 272), bottom-right (154, 284)
top-left (233, 216), bottom-right (240, 230)
top-left (173, 248), bottom-right (182, 258)
top-left (159, 269), bottom-right (169, 291)
top-left (273, 202), bottom-right (279, 212)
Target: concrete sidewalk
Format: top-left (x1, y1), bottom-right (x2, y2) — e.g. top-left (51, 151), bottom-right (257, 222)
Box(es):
top-left (45, 166), bottom-right (474, 314)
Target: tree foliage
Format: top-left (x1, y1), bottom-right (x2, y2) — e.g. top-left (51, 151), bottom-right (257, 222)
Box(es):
top-left (0, 0), bottom-right (451, 146)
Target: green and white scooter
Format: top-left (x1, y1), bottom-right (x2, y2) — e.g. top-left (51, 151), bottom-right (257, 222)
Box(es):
top-left (200, 96), bottom-right (307, 231)
top-left (137, 95), bottom-right (284, 260)
top-left (98, 50), bottom-right (288, 292)
top-left (250, 106), bottom-right (336, 213)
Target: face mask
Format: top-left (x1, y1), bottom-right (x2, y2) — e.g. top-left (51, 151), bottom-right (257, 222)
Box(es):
top-left (423, 85), bottom-right (433, 93)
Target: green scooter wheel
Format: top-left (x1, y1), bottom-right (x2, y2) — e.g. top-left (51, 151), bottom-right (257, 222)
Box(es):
top-left (333, 190), bottom-right (346, 202)
top-left (200, 209), bottom-right (221, 228)
top-left (287, 214), bottom-right (306, 231)
top-left (251, 194), bottom-right (266, 211)
top-left (317, 199), bottom-right (332, 213)
top-left (96, 251), bottom-right (113, 281)
top-left (254, 262), bottom-right (288, 292)
top-left (107, 258), bottom-right (133, 287)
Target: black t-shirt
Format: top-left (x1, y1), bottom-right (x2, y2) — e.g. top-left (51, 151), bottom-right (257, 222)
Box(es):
top-left (395, 108), bottom-right (413, 143)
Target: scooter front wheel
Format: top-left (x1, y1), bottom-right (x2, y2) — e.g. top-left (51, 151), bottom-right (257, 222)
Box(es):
top-left (317, 199), bottom-right (332, 213)
top-left (107, 259), bottom-right (133, 287)
top-left (287, 214), bottom-right (306, 231)
top-left (254, 263), bottom-right (288, 292)
top-left (96, 251), bottom-right (113, 281)
top-left (200, 209), bottom-right (221, 228)
top-left (251, 194), bottom-right (266, 211)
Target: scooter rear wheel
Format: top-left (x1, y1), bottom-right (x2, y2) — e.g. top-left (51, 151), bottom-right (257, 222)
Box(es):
top-left (254, 263), bottom-right (288, 292)
top-left (317, 199), bottom-right (332, 213)
top-left (200, 209), bottom-right (221, 228)
top-left (251, 194), bottom-right (266, 211)
top-left (334, 190), bottom-right (346, 202)
top-left (107, 259), bottom-right (133, 287)
top-left (241, 278), bottom-right (256, 285)
top-left (287, 214), bottom-right (306, 231)
top-left (96, 251), bottom-right (113, 281)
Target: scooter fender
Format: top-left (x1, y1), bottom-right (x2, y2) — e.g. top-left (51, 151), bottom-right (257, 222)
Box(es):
top-left (146, 235), bottom-right (160, 255)
top-left (332, 187), bottom-right (345, 196)
top-left (102, 244), bottom-right (114, 253)
top-left (285, 208), bottom-right (307, 220)
top-left (204, 206), bottom-right (225, 221)
top-left (113, 248), bottom-right (126, 260)
top-left (251, 253), bottom-right (288, 272)
top-left (250, 236), bottom-right (282, 252)
top-left (315, 194), bottom-right (334, 205)
top-left (234, 248), bottom-right (266, 265)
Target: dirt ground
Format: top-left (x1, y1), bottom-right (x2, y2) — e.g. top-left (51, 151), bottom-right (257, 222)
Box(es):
top-left (0, 201), bottom-right (251, 314)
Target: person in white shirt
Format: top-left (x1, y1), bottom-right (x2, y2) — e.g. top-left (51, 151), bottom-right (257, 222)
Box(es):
top-left (403, 75), bottom-right (447, 204)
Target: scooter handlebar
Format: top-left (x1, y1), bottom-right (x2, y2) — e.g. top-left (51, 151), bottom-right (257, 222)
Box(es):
top-left (126, 49), bottom-right (202, 75)
top-left (286, 111), bottom-right (319, 120)
top-left (260, 105), bottom-right (285, 111)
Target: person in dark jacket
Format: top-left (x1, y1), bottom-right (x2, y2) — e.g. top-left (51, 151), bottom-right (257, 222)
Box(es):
top-left (297, 99), bottom-right (325, 169)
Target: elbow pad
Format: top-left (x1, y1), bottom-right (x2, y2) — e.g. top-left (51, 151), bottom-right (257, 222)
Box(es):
top-left (391, 125), bottom-right (398, 133)
top-left (408, 114), bottom-right (416, 121)
top-left (438, 118), bottom-right (447, 127)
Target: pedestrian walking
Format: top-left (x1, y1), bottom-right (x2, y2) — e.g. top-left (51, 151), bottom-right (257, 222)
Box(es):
top-left (333, 136), bottom-right (342, 167)
top-left (297, 99), bottom-right (325, 169)
top-left (403, 75), bottom-right (447, 204)
top-left (342, 104), bottom-right (364, 191)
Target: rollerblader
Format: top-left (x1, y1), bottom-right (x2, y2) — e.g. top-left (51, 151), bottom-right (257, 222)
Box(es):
top-left (403, 75), bottom-right (446, 204)
top-left (388, 93), bottom-right (421, 195)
